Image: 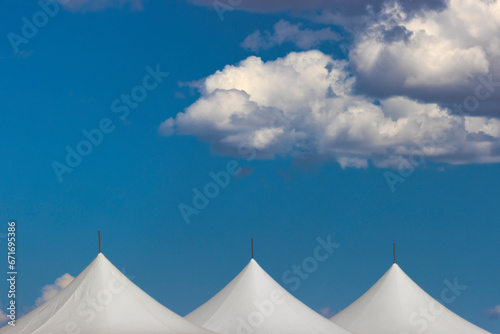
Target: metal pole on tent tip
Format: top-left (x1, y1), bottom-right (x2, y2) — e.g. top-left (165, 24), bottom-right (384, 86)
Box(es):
top-left (251, 238), bottom-right (254, 259)
top-left (393, 243), bottom-right (396, 264)
top-left (98, 230), bottom-right (102, 254)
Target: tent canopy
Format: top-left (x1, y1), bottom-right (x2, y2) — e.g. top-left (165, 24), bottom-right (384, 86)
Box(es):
top-left (0, 253), bottom-right (217, 334)
top-left (186, 259), bottom-right (352, 334)
top-left (330, 263), bottom-right (491, 334)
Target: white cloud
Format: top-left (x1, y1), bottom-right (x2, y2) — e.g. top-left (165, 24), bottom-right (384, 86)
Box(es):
top-left (319, 307), bottom-right (333, 318)
top-left (485, 305), bottom-right (500, 319)
top-left (35, 273), bottom-right (75, 306)
top-left (61, 0), bottom-right (145, 12)
top-left (350, 0), bottom-right (500, 97)
top-left (241, 20), bottom-right (341, 52)
top-left (0, 309), bottom-right (8, 325)
top-left (161, 50), bottom-right (500, 168)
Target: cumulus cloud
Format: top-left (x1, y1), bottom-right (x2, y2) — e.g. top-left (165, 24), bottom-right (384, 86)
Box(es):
top-left (160, 50), bottom-right (500, 168)
top-left (348, 0), bottom-right (500, 111)
top-left (0, 309), bottom-right (8, 324)
top-left (241, 20), bottom-right (341, 52)
top-left (319, 307), bottom-right (334, 318)
top-left (61, 0), bottom-right (145, 12)
top-left (485, 305), bottom-right (500, 320)
top-left (35, 273), bottom-right (75, 306)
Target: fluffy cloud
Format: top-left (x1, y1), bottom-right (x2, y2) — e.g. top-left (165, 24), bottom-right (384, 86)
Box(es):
top-left (61, 0), bottom-right (145, 12)
top-left (0, 309), bottom-right (8, 324)
top-left (35, 273), bottom-right (75, 306)
top-left (241, 20), bottom-right (341, 52)
top-left (485, 305), bottom-right (500, 320)
top-left (349, 0), bottom-right (500, 110)
top-left (191, 0), bottom-right (500, 114)
top-left (160, 50), bottom-right (500, 168)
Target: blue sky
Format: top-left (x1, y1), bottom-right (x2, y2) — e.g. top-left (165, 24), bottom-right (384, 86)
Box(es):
top-left (1, 0), bottom-right (499, 332)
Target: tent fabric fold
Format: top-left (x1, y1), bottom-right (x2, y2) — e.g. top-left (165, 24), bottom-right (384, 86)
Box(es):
top-left (0, 253), bottom-right (217, 334)
top-left (330, 263), bottom-right (491, 334)
top-left (185, 259), bottom-right (353, 334)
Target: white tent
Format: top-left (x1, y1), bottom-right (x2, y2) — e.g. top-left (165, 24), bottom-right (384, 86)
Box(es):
top-left (185, 258), bottom-right (353, 334)
top-left (0, 253), bottom-right (218, 334)
top-left (330, 263), bottom-right (491, 334)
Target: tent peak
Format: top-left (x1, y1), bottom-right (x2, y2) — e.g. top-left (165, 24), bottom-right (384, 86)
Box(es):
top-left (3, 249), bottom-right (217, 334)
top-left (331, 260), bottom-right (491, 334)
top-left (186, 252), bottom-right (352, 334)
top-left (389, 262), bottom-right (402, 273)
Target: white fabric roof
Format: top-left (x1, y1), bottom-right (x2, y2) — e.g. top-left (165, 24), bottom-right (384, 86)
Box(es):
top-left (185, 259), bottom-right (353, 334)
top-left (0, 253), bottom-right (217, 334)
top-left (330, 263), bottom-right (491, 334)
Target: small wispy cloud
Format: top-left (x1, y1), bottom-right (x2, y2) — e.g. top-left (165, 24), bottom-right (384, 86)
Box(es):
top-left (35, 273), bottom-right (75, 306)
top-left (485, 305), bottom-right (500, 320)
top-left (61, 0), bottom-right (145, 12)
top-left (234, 166), bottom-right (254, 178)
top-left (319, 307), bottom-right (334, 318)
top-left (241, 20), bottom-right (341, 52)
top-left (0, 309), bottom-right (8, 325)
